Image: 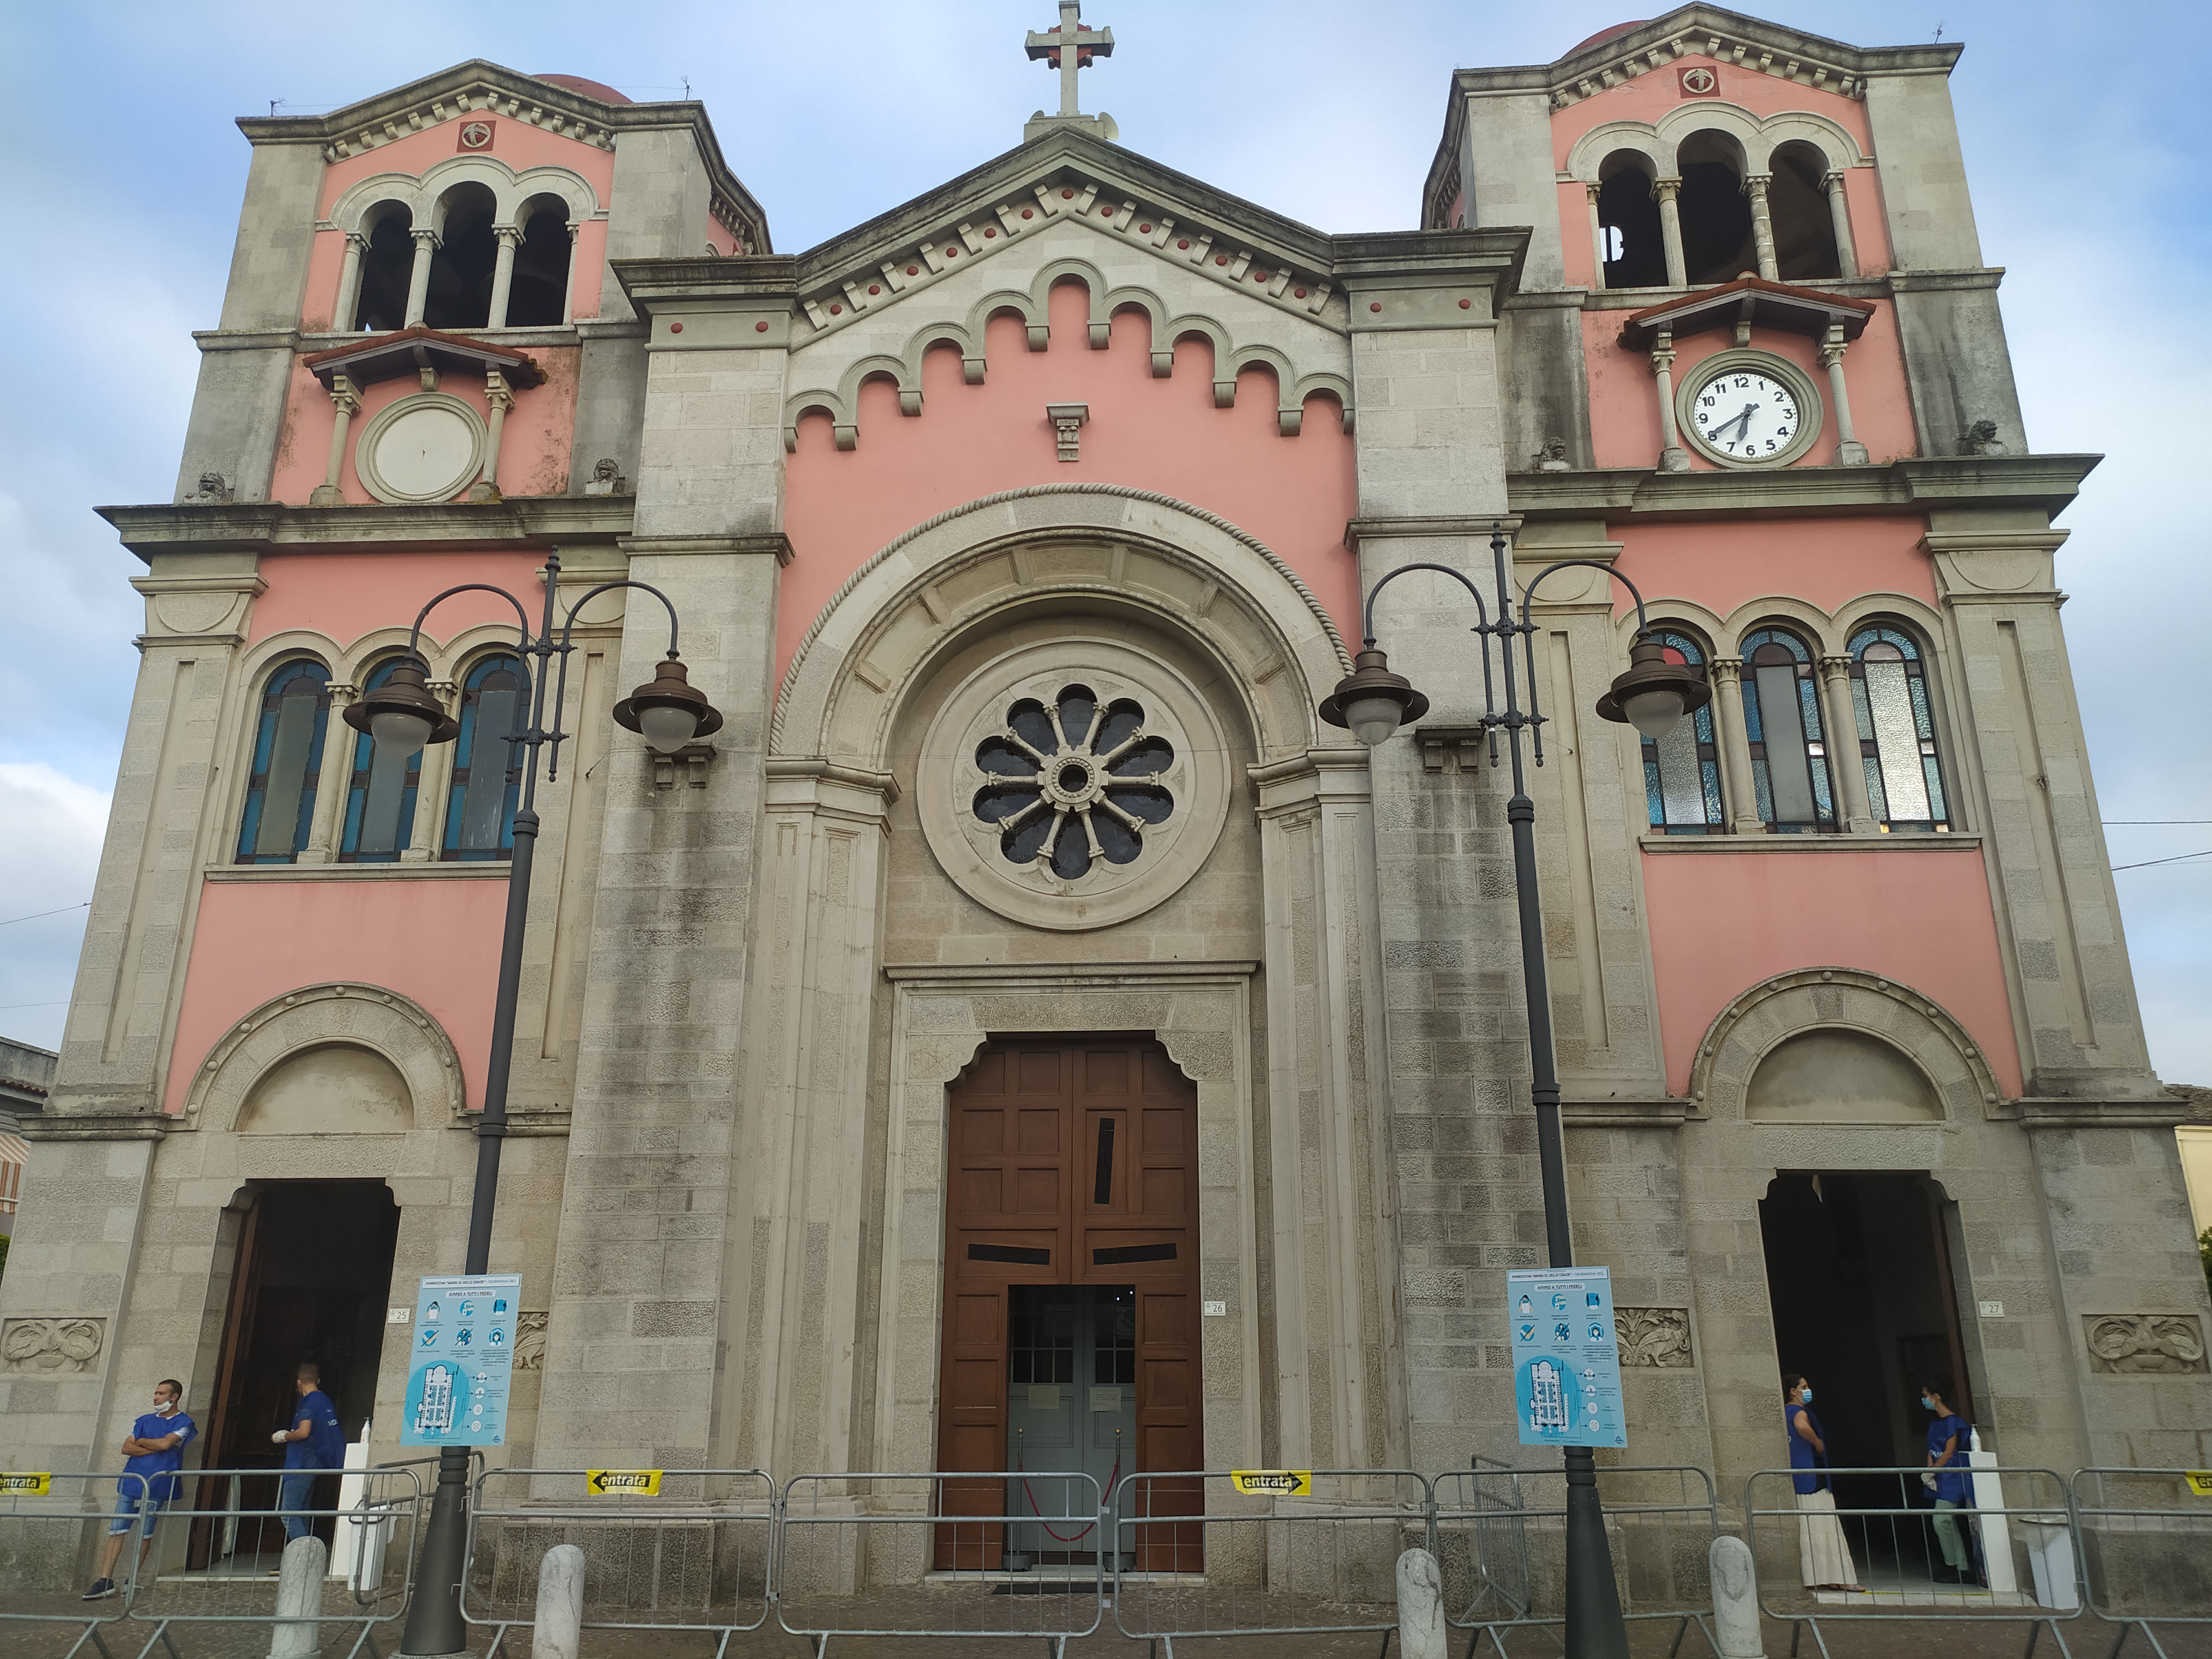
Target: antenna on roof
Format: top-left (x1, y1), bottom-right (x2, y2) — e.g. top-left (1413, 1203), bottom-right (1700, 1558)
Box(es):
top-left (1933, 20), bottom-right (1945, 41)
top-left (682, 76), bottom-right (691, 98)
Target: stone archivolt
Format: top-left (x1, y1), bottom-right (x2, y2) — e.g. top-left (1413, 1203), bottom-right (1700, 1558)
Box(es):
top-left (185, 982), bottom-right (464, 1133)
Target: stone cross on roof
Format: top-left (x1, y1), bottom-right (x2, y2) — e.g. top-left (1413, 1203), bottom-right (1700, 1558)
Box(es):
top-left (1025, 0), bottom-right (1114, 119)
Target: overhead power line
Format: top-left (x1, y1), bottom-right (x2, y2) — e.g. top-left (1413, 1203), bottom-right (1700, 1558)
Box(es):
top-left (2111, 848), bottom-right (2212, 873)
top-left (0, 902), bottom-right (89, 929)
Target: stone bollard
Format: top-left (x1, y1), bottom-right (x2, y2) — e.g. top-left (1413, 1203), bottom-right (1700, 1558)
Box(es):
top-left (269, 1533), bottom-right (327, 1659)
top-left (1396, 1546), bottom-right (1448, 1659)
top-left (533, 1543), bottom-right (587, 1659)
top-left (1709, 1534), bottom-right (1765, 1658)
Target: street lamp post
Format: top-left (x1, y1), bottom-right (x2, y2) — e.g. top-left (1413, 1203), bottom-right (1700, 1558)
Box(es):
top-left (362, 549), bottom-right (722, 1658)
top-left (1320, 523), bottom-right (1707, 1659)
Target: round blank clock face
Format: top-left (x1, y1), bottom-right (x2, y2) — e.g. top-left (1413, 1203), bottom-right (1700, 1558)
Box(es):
top-left (1691, 368), bottom-right (1800, 461)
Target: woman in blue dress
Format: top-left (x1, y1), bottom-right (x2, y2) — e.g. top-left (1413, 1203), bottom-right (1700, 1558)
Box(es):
top-left (1783, 1373), bottom-right (1859, 1591)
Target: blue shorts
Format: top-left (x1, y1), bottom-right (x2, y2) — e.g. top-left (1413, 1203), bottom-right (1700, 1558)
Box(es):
top-left (109, 1489), bottom-right (170, 1538)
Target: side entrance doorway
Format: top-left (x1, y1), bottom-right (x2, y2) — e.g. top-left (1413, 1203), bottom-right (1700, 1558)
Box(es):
top-left (936, 1037), bottom-right (1201, 1568)
top-left (191, 1181), bottom-right (400, 1570)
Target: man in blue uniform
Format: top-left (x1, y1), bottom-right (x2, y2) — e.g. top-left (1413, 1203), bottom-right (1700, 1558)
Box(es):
top-left (82, 1378), bottom-right (196, 1600)
top-left (273, 1361), bottom-right (347, 1543)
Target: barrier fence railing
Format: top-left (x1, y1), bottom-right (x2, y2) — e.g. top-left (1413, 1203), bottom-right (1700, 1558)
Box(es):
top-left (1109, 1468), bottom-right (1432, 1657)
top-left (0, 1472), bottom-right (148, 1659)
top-left (124, 1464), bottom-right (423, 1659)
top-left (2071, 1467), bottom-right (2212, 1659)
top-left (1743, 1464), bottom-right (2084, 1659)
top-left (1432, 1461), bottom-right (1719, 1658)
top-left (459, 1467), bottom-right (776, 1658)
top-left (777, 1470), bottom-right (1104, 1657)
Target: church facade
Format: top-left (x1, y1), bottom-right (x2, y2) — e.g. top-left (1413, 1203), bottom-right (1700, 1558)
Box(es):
top-left (5, 3), bottom-right (2207, 1536)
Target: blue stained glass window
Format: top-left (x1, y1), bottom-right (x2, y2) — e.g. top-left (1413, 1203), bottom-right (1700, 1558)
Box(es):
top-left (236, 660), bottom-right (331, 864)
top-left (1738, 627), bottom-right (1834, 833)
top-left (1639, 629), bottom-right (1724, 834)
top-left (442, 655), bottom-right (526, 862)
top-left (1848, 624), bottom-right (1950, 832)
top-left (340, 658), bottom-right (424, 863)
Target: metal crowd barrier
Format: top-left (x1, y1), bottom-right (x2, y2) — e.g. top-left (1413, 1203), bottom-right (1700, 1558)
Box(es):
top-left (124, 1464), bottom-right (423, 1659)
top-left (1743, 1464), bottom-right (2084, 1659)
top-left (2072, 1468), bottom-right (2212, 1658)
top-left (777, 1470), bottom-right (1104, 1656)
top-left (1433, 1462), bottom-right (1719, 1657)
top-left (460, 1467), bottom-right (775, 1655)
top-left (0, 1472), bottom-right (149, 1659)
top-left (1109, 1468), bottom-right (1432, 1656)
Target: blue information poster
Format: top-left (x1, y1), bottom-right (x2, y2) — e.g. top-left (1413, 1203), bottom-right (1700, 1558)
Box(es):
top-left (1508, 1266), bottom-right (1626, 1449)
top-left (401, 1274), bottom-right (522, 1448)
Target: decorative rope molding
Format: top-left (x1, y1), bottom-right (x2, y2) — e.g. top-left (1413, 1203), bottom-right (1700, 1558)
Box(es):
top-left (769, 484), bottom-right (1352, 749)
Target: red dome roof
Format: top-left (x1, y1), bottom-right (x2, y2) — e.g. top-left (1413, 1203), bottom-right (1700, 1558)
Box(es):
top-left (531, 74), bottom-right (632, 105)
top-left (1566, 21), bottom-right (1647, 56)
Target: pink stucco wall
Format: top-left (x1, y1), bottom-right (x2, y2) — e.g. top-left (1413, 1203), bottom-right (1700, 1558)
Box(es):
top-left (164, 878), bottom-right (507, 1114)
top-left (1608, 513), bottom-right (1936, 630)
top-left (248, 550), bottom-right (551, 648)
top-left (270, 348), bottom-right (580, 505)
top-left (778, 279), bottom-right (1360, 685)
top-left (1641, 848), bottom-right (2023, 1098)
top-left (1584, 300), bottom-right (1916, 469)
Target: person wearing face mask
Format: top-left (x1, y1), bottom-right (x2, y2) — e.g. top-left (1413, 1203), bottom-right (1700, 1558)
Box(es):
top-left (83, 1378), bottom-right (196, 1600)
top-left (1783, 1372), bottom-right (1859, 1593)
top-left (1920, 1380), bottom-right (1978, 1585)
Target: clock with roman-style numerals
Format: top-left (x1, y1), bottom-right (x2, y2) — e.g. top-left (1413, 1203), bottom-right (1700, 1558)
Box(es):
top-left (1679, 351), bottom-right (1823, 468)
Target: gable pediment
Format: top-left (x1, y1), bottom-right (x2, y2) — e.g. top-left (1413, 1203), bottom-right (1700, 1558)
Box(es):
top-left (782, 130), bottom-right (1354, 348)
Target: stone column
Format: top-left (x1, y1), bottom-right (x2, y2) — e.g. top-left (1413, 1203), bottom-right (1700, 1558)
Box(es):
top-left (1652, 178), bottom-right (1687, 286)
top-left (1743, 174), bottom-right (1778, 280)
top-left (1823, 170), bottom-right (1859, 278)
top-left (1651, 330), bottom-right (1690, 472)
top-left (1818, 655), bottom-right (1876, 832)
top-left (487, 226), bottom-right (522, 328)
top-left (1707, 658), bottom-right (1762, 834)
top-left (299, 680), bottom-right (357, 863)
top-left (1584, 183), bottom-right (1607, 285)
top-left (310, 374), bottom-right (360, 507)
top-left (468, 369), bottom-right (514, 502)
top-left (562, 225), bottom-right (581, 326)
top-left (531, 262), bottom-right (795, 1470)
top-left (399, 680), bottom-right (458, 863)
top-left (1819, 325), bottom-right (1870, 465)
top-left (333, 232), bottom-right (367, 333)
top-left (403, 229), bottom-right (437, 327)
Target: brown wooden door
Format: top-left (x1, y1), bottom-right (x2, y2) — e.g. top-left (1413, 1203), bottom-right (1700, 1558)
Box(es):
top-left (935, 1038), bottom-right (1199, 1568)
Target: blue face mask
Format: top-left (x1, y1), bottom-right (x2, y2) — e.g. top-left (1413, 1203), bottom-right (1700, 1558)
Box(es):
top-left (1798, 1387), bottom-right (1812, 1404)
top-left (1922, 1397), bottom-right (1938, 1412)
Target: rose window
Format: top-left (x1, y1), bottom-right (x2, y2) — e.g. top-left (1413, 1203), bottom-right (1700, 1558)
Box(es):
top-left (971, 684), bottom-right (1176, 878)
top-left (919, 643), bottom-right (1230, 931)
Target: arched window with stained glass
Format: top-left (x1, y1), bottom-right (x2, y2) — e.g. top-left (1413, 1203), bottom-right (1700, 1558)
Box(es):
top-left (1738, 626), bottom-right (1836, 833)
top-left (441, 654), bottom-right (525, 861)
top-left (235, 659), bottom-right (332, 864)
top-left (1641, 628), bottom-right (1723, 834)
top-left (340, 657), bottom-right (425, 862)
top-left (1848, 624), bottom-right (1950, 832)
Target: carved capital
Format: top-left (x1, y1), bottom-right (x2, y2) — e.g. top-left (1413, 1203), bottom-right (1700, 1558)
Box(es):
top-left (1710, 656), bottom-right (1744, 688)
top-left (1650, 176), bottom-right (1682, 205)
top-left (1741, 171), bottom-right (1773, 201)
top-left (410, 228), bottom-right (440, 250)
top-left (328, 372), bottom-right (362, 418)
top-left (493, 225), bottom-right (523, 248)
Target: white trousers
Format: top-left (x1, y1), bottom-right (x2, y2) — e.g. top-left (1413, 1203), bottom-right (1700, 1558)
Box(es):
top-left (1796, 1489), bottom-right (1859, 1587)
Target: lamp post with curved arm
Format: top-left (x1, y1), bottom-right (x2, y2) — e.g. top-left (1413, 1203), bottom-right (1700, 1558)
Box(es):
top-left (1320, 523), bottom-right (1707, 1659)
top-left (360, 549), bottom-right (722, 1658)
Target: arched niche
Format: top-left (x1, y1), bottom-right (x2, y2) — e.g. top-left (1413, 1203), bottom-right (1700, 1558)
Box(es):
top-left (1745, 1027), bottom-right (1940, 1123)
top-left (237, 1043), bottom-right (415, 1134)
top-left (188, 983), bottom-right (464, 1133)
top-left (1693, 968), bottom-right (2002, 1123)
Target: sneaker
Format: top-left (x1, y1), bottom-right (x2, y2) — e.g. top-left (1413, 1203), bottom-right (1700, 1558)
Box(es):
top-left (81, 1578), bottom-right (117, 1601)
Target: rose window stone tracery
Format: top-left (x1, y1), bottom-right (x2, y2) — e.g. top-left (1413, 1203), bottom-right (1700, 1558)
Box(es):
top-left (972, 684), bottom-right (1176, 878)
top-left (919, 641), bottom-right (1231, 932)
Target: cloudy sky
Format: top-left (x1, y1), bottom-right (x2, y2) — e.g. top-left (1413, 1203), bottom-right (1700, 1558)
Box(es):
top-left (3, 1), bottom-right (2208, 1079)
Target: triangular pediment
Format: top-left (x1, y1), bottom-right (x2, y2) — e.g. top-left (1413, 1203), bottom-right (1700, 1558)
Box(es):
top-left (238, 59), bottom-right (770, 254)
top-left (782, 128), bottom-right (1364, 344)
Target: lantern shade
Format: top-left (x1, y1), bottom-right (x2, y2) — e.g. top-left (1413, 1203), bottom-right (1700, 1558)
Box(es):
top-left (342, 659), bottom-right (460, 750)
top-left (1594, 633), bottom-right (1711, 740)
top-left (613, 653), bottom-right (724, 754)
top-left (1318, 646), bottom-right (1430, 748)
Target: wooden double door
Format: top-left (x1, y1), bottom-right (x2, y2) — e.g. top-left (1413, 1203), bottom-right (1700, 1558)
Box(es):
top-left (936, 1038), bottom-right (1201, 1566)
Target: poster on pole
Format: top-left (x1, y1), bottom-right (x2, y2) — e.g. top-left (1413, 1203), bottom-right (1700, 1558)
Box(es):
top-left (401, 1274), bottom-right (522, 1447)
top-left (1508, 1266), bottom-right (1626, 1449)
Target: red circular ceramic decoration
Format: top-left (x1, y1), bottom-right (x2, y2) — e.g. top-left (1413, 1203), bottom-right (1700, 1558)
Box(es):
top-left (1022, 208), bottom-right (1034, 219)
top-left (907, 265), bottom-right (919, 275)
top-left (1062, 189), bottom-right (1074, 199)
top-left (869, 284), bottom-right (880, 295)
top-left (755, 321), bottom-right (768, 332)
top-left (1295, 288), bottom-right (1308, 298)
top-left (1369, 302), bottom-right (1382, 312)
top-left (1177, 239), bottom-right (1189, 249)
top-left (1140, 223), bottom-right (1151, 233)
top-left (828, 304), bottom-right (841, 315)
top-left (669, 321), bottom-right (683, 332)
top-left (1459, 298), bottom-right (1472, 308)
top-left (985, 227), bottom-right (997, 237)
top-left (1215, 255), bottom-right (1228, 266)
top-left (945, 246), bottom-right (958, 257)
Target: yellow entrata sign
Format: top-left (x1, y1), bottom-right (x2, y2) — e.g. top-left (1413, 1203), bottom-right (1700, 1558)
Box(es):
top-left (2184, 1471), bottom-right (2212, 1499)
top-left (1230, 1469), bottom-right (1312, 1498)
top-left (0, 1472), bottom-right (52, 1496)
top-left (586, 1469), bottom-right (662, 1496)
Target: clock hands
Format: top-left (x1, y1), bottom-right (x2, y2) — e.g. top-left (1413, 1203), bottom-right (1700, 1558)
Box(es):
top-left (1721, 402), bottom-right (1760, 444)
